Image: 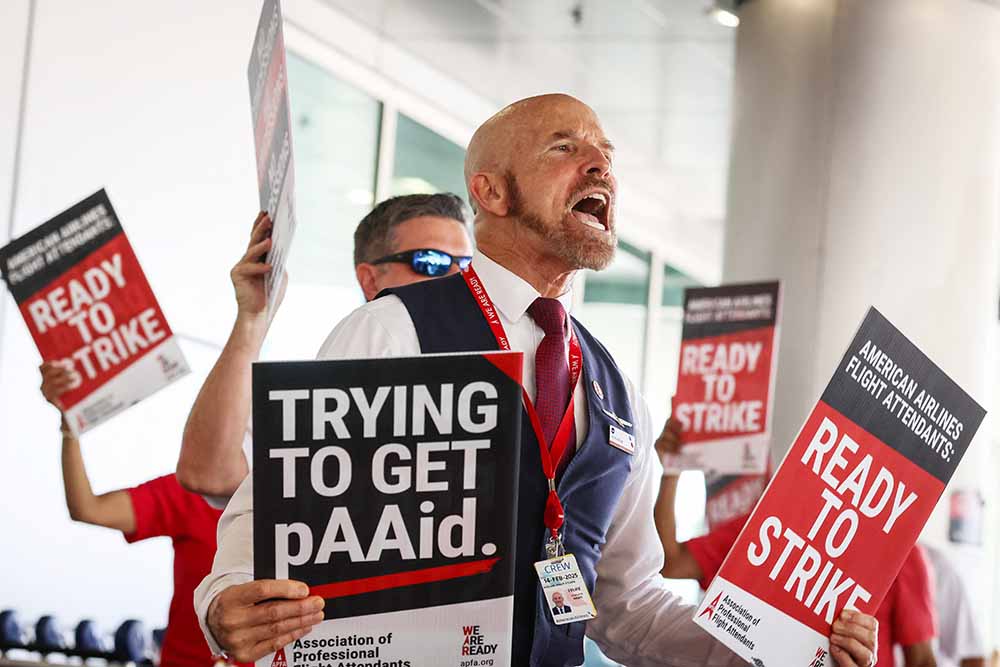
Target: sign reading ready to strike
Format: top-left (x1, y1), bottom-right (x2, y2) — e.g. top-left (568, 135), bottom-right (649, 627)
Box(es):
top-left (694, 308), bottom-right (985, 666)
top-left (252, 352), bottom-right (523, 667)
top-left (665, 281), bottom-right (781, 474)
top-left (0, 189), bottom-right (189, 434)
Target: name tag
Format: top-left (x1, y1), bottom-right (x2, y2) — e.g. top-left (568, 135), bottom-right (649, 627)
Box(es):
top-left (534, 554), bottom-right (598, 625)
top-left (608, 424), bottom-right (635, 455)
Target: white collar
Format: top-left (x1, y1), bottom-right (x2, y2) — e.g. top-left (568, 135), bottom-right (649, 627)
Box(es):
top-left (471, 250), bottom-right (575, 323)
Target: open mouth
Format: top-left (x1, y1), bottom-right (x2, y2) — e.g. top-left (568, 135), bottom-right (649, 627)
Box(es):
top-left (570, 191), bottom-right (610, 231)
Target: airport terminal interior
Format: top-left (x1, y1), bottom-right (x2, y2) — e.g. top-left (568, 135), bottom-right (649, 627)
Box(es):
top-left (1, 1), bottom-right (998, 665)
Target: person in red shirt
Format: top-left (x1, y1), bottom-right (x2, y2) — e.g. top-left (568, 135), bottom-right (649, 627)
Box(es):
top-left (40, 361), bottom-right (225, 667)
top-left (654, 417), bottom-right (938, 667)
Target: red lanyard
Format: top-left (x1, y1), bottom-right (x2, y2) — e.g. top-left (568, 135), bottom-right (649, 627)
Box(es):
top-left (462, 266), bottom-right (581, 542)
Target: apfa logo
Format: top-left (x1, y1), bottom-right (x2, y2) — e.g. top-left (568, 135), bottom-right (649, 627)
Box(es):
top-left (742, 442), bottom-right (756, 467)
top-left (270, 647), bottom-right (288, 667)
top-left (698, 592), bottom-right (723, 621)
top-left (808, 646), bottom-right (827, 667)
top-left (157, 353), bottom-right (181, 377)
top-left (460, 624), bottom-right (499, 657)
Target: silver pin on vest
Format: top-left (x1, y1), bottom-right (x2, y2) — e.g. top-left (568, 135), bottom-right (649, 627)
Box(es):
top-left (592, 379), bottom-right (604, 400)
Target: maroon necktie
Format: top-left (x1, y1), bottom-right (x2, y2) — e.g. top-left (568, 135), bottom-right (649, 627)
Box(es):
top-left (528, 298), bottom-right (576, 476)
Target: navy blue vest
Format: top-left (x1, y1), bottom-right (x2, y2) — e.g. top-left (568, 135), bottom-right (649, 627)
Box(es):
top-left (382, 274), bottom-right (636, 667)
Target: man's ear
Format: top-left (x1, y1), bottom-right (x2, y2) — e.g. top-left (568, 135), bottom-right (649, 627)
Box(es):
top-left (355, 263), bottom-right (380, 302)
top-left (469, 172), bottom-right (509, 217)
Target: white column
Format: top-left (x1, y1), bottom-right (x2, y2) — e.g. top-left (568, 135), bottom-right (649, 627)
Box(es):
top-left (724, 0), bottom-right (1000, 639)
top-left (0, 0), bottom-right (34, 373)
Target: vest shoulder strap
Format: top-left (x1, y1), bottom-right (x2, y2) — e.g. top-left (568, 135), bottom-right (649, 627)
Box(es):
top-left (378, 273), bottom-right (497, 354)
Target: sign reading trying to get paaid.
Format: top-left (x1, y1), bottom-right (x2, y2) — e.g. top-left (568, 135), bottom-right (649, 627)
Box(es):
top-left (253, 352), bottom-right (524, 667)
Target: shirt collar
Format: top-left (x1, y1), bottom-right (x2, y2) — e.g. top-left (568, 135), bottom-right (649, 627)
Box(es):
top-left (471, 249), bottom-right (575, 323)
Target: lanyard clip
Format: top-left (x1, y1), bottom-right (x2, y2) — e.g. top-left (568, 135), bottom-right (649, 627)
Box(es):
top-left (545, 529), bottom-right (566, 559)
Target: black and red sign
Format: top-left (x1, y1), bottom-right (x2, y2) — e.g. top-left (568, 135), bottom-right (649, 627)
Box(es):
top-left (694, 308), bottom-right (985, 666)
top-left (248, 0), bottom-right (296, 316)
top-left (0, 189), bottom-right (188, 434)
top-left (252, 352), bottom-right (523, 667)
top-left (665, 281), bottom-right (781, 474)
top-left (704, 470), bottom-right (769, 530)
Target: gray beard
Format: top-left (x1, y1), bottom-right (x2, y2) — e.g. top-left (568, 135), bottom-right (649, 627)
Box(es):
top-left (506, 173), bottom-right (616, 271)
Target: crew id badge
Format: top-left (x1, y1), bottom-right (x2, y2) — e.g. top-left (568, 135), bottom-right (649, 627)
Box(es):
top-left (534, 554), bottom-right (598, 625)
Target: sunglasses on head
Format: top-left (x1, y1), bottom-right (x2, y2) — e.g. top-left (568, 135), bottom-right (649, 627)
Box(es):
top-left (371, 248), bottom-right (473, 277)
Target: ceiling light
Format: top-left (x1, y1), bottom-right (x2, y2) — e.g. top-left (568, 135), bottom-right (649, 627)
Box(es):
top-left (709, 6), bottom-right (740, 28)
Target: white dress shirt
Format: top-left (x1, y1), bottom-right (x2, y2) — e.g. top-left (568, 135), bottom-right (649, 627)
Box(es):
top-left (194, 250), bottom-right (738, 666)
top-left (923, 543), bottom-right (987, 666)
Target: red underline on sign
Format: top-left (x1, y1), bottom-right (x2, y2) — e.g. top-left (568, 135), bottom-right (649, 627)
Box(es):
top-left (309, 558), bottom-right (501, 599)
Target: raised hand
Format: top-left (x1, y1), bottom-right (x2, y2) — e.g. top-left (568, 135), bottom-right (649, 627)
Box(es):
top-left (231, 211), bottom-right (275, 321)
top-left (654, 415), bottom-right (683, 458)
top-left (39, 360), bottom-right (77, 410)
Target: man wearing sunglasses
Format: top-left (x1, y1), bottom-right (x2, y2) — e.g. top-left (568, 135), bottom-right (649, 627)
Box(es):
top-left (197, 95), bottom-right (879, 667)
top-left (354, 193), bottom-right (474, 301)
top-left (176, 193), bottom-right (472, 502)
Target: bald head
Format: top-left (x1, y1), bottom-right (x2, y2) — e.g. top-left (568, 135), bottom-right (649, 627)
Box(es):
top-left (464, 94), bottom-right (601, 199)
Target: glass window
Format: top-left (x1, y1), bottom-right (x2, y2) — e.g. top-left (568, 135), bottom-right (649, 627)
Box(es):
top-left (284, 53), bottom-right (381, 286)
top-left (575, 241), bottom-right (651, 385)
top-left (264, 53), bottom-right (382, 359)
top-left (644, 262), bottom-right (704, 605)
top-left (645, 263), bottom-right (700, 426)
top-left (661, 263), bottom-right (701, 308)
top-left (391, 114), bottom-right (467, 199)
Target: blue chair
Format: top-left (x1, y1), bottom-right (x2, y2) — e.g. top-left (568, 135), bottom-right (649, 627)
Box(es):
top-left (34, 615), bottom-right (68, 655)
top-left (113, 619), bottom-right (148, 663)
top-left (75, 619), bottom-right (111, 659)
top-left (0, 609), bottom-right (29, 651)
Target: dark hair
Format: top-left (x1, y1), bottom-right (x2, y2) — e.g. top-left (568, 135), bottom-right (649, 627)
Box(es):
top-left (353, 193), bottom-right (470, 266)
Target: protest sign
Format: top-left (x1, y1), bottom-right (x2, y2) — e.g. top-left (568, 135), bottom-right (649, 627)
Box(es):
top-left (0, 189), bottom-right (189, 434)
top-left (693, 307), bottom-right (986, 666)
top-left (248, 0), bottom-right (296, 317)
top-left (664, 281), bottom-right (781, 474)
top-left (705, 470), bottom-right (769, 531)
top-left (252, 352), bottom-right (523, 667)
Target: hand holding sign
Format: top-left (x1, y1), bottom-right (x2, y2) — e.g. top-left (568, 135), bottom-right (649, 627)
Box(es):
top-left (207, 579), bottom-right (324, 663)
top-left (829, 610), bottom-right (877, 667)
top-left (231, 212), bottom-right (273, 318)
top-left (232, 212), bottom-right (288, 328)
top-left (654, 414), bottom-right (683, 459)
top-left (40, 361), bottom-right (77, 411)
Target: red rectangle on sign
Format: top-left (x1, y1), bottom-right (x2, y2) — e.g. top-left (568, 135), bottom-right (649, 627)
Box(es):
top-left (674, 326), bottom-right (775, 443)
top-left (18, 232), bottom-right (175, 411)
top-left (717, 400), bottom-right (941, 637)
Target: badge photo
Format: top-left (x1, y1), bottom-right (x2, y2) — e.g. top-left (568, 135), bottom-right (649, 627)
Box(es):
top-left (534, 554), bottom-right (598, 625)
